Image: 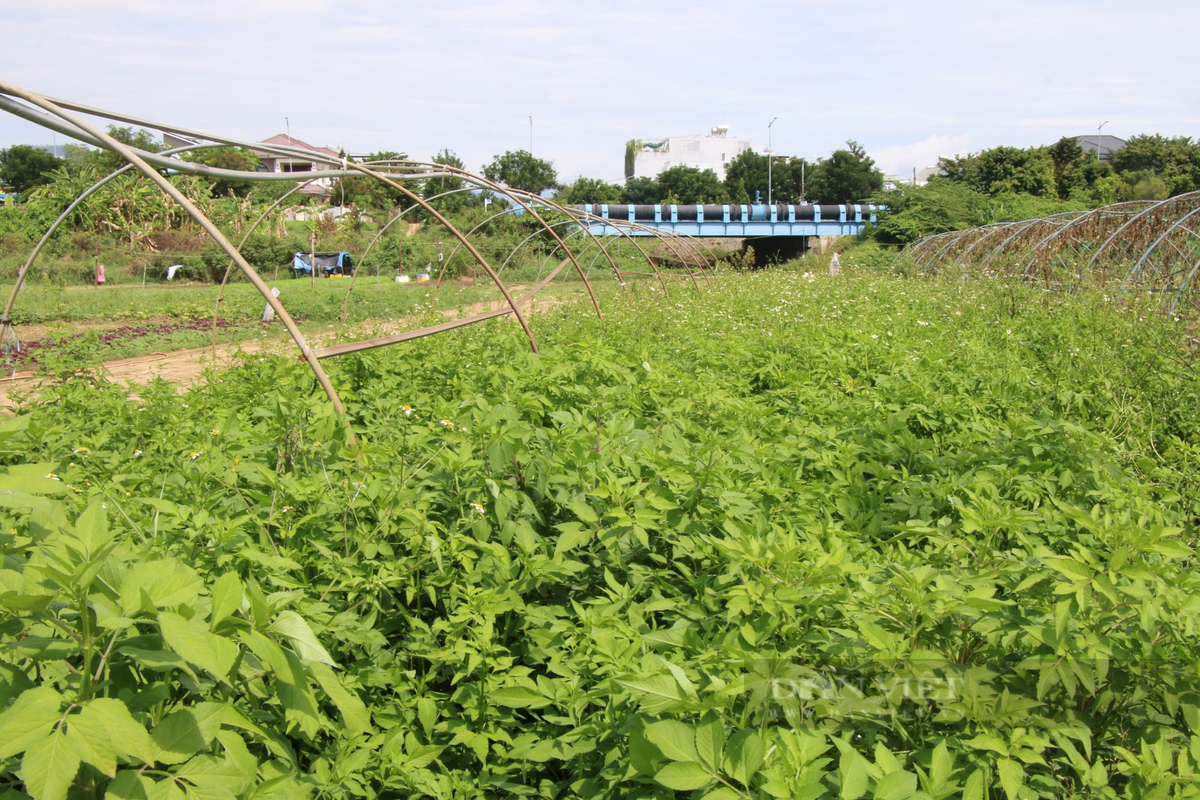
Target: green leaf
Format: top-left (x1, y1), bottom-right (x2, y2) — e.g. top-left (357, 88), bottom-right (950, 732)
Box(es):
top-left (0, 412), bottom-right (30, 444)
top-left (149, 709), bottom-right (208, 766)
top-left (209, 573), bottom-right (243, 628)
top-left (553, 522), bottom-right (592, 557)
top-left (838, 752), bottom-right (869, 800)
top-left (654, 761), bottom-right (712, 791)
top-left (568, 497), bottom-right (598, 524)
top-left (723, 729), bottom-right (765, 788)
top-left (694, 713), bottom-right (725, 772)
top-left (874, 770), bottom-right (917, 800)
top-left (215, 731), bottom-right (258, 780)
top-left (105, 770), bottom-right (153, 799)
top-left (309, 662), bottom-right (372, 734)
top-left (158, 612), bottom-right (237, 681)
top-left (644, 720), bottom-right (699, 763)
top-left (20, 726), bottom-right (80, 800)
top-left (64, 709), bottom-right (116, 777)
top-left (268, 610), bottom-right (333, 665)
top-left (0, 463), bottom-right (69, 497)
top-left (962, 768), bottom-right (987, 800)
top-left (930, 740), bottom-right (954, 790)
top-left (0, 687), bottom-right (63, 759)
top-left (997, 758), bottom-right (1023, 800)
top-left (81, 698), bottom-right (155, 764)
top-left (74, 501), bottom-right (113, 555)
top-left (628, 726), bottom-right (662, 776)
top-left (416, 698), bottom-right (437, 737)
top-left (615, 674), bottom-right (693, 714)
top-left (489, 686), bottom-right (551, 709)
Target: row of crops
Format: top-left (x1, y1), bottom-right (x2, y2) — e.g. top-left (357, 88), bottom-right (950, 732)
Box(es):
top-left (2, 272), bottom-right (1199, 798)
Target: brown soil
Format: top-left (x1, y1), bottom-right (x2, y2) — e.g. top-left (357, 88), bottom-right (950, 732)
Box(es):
top-left (0, 288), bottom-right (570, 408)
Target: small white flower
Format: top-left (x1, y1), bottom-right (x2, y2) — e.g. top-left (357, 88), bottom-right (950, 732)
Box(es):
top-left (403, 405), bottom-right (414, 416)
top-left (133, 449), bottom-right (143, 456)
top-left (189, 451), bottom-right (202, 460)
top-left (45, 473), bottom-right (60, 481)
top-left (439, 419), bottom-right (455, 430)
top-left (469, 502), bottom-right (485, 515)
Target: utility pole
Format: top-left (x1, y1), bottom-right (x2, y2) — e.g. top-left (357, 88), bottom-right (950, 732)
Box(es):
top-left (1097, 120), bottom-right (1108, 162)
top-left (767, 117), bottom-right (777, 207)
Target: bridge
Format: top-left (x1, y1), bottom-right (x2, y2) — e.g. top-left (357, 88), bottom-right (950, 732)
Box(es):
top-left (576, 202), bottom-right (880, 237)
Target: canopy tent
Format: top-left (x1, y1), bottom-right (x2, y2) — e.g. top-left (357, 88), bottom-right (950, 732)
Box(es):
top-left (293, 251), bottom-right (353, 276)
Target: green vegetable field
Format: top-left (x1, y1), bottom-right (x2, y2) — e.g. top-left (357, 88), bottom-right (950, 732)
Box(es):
top-left (2, 271), bottom-right (1199, 798)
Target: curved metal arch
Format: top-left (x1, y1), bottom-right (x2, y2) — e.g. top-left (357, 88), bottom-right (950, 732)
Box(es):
top-left (1168, 255), bottom-right (1200, 316)
top-left (1, 140), bottom-right (225, 332)
top-left (369, 161), bottom-right (605, 320)
top-left (1085, 190), bottom-right (1200, 271)
top-left (328, 162), bottom-right (541, 354)
top-left (1121, 204), bottom-right (1200, 291)
top-left (0, 79), bottom-right (358, 445)
top-left (907, 230), bottom-right (958, 266)
top-left (923, 227), bottom-right (993, 273)
top-left (591, 215), bottom-right (709, 290)
top-left (210, 180), bottom-right (323, 345)
top-left (333, 177), bottom-right (610, 324)
top-left (978, 212), bottom-right (1080, 271)
top-left (952, 221), bottom-right (1027, 266)
top-left (909, 231), bottom-right (961, 270)
top-left (441, 194), bottom-right (673, 294)
top-left (1017, 201), bottom-right (1154, 278)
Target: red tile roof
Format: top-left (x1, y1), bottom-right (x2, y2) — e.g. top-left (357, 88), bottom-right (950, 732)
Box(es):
top-left (257, 134), bottom-right (340, 159)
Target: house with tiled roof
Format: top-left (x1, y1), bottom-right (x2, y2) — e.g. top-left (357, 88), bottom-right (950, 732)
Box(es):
top-left (254, 134), bottom-right (342, 199)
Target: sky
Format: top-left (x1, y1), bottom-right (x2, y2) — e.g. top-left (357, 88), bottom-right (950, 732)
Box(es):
top-left (1, 0), bottom-right (1198, 184)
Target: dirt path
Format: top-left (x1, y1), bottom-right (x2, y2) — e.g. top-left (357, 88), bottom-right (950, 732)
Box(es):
top-left (0, 289), bottom-right (568, 407)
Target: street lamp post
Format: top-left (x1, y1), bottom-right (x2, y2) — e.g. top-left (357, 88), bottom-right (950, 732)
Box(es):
top-left (767, 117), bottom-right (778, 207)
top-left (1098, 120), bottom-right (1108, 162)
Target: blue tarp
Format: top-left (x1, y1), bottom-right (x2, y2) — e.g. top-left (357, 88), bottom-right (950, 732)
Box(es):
top-left (293, 252), bottom-right (354, 275)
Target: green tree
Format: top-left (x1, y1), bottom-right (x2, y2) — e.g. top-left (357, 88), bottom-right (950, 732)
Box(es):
top-left (870, 180), bottom-right (990, 244)
top-left (806, 140), bottom-right (883, 203)
top-left (74, 125), bottom-right (164, 175)
top-left (622, 176), bottom-right (662, 204)
top-left (973, 146), bottom-right (1055, 196)
top-left (1111, 134), bottom-right (1200, 196)
top-left (0, 145), bottom-right (65, 194)
top-left (656, 165), bottom-right (727, 203)
top-left (559, 176), bottom-right (623, 205)
top-left (428, 149), bottom-right (476, 211)
top-left (724, 151), bottom-right (769, 203)
top-left (483, 150), bottom-right (557, 194)
top-left (181, 146), bottom-right (259, 197)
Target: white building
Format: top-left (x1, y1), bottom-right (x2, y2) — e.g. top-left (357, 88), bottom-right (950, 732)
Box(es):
top-left (628, 126), bottom-right (752, 181)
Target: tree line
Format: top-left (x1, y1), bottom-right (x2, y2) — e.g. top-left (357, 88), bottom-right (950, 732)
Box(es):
top-left (6, 126), bottom-right (1200, 251)
top-left (871, 134), bottom-right (1200, 244)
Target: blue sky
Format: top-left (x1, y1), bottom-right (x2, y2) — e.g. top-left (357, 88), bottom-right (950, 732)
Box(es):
top-left (2, 0), bottom-right (1198, 183)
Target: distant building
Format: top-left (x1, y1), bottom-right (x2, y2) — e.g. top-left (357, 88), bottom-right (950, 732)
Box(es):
top-left (882, 165), bottom-right (943, 190)
top-left (254, 134), bottom-right (341, 199)
top-left (161, 132), bottom-right (341, 199)
top-left (1074, 134), bottom-right (1126, 163)
top-left (30, 144), bottom-right (68, 158)
top-left (628, 126), bottom-right (751, 181)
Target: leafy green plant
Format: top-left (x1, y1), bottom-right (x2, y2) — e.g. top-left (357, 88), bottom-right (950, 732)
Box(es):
top-left (1, 272), bottom-right (1198, 797)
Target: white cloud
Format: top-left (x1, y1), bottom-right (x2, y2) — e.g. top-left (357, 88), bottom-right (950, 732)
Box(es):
top-left (2, 1), bottom-right (1199, 184)
top-left (870, 135), bottom-right (974, 180)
